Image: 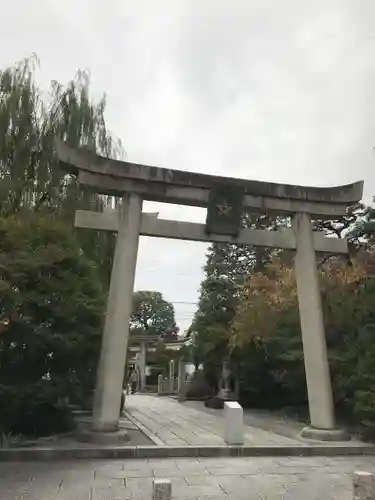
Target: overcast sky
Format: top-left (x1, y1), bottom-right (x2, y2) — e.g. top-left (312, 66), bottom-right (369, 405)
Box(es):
top-left (2, 1), bottom-right (375, 331)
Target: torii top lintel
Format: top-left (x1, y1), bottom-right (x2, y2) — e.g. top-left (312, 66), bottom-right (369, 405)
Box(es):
top-left (55, 140), bottom-right (363, 216)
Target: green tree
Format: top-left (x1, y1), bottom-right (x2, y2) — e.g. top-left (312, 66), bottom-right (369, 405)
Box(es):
top-left (312, 203), bottom-right (371, 270)
top-left (0, 211), bottom-right (105, 437)
top-left (0, 55), bottom-right (122, 286)
top-left (130, 291), bottom-right (178, 338)
top-left (231, 253), bottom-right (375, 436)
top-left (189, 214), bottom-right (287, 387)
top-left (347, 202), bottom-right (375, 250)
top-left (313, 203), bottom-right (368, 240)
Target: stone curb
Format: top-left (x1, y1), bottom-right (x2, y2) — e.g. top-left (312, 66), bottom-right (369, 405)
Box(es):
top-left (124, 411), bottom-right (165, 447)
top-left (0, 445), bottom-right (375, 461)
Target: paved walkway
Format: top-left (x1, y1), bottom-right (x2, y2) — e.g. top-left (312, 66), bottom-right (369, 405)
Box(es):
top-left (126, 394), bottom-right (306, 446)
top-left (125, 394), bottom-right (367, 447)
top-left (1, 456), bottom-right (375, 499)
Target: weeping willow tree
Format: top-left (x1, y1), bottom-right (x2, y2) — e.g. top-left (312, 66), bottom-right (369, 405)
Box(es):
top-left (0, 55), bottom-right (122, 285)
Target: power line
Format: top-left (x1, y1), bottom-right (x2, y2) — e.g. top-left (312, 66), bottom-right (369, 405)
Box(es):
top-left (172, 301), bottom-right (198, 305)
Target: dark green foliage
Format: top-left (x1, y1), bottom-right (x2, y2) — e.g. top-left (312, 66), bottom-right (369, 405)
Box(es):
top-left (234, 340), bottom-right (292, 409)
top-left (0, 212), bottom-right (105, 437)
top-left (313, 203), bottom-right (369, 241)
top-left (185, 370), bottom-right (212, 400)
top-left (190, 213), bottom-right (288, 387)
top-left (7, 383), bottom-right (75, 437)
top-left (326, 276), bottom-right (375, 437)
top-left (189, 242), bottom-right (255, 382)
top-left (130, 291), bottom-right (178, 338)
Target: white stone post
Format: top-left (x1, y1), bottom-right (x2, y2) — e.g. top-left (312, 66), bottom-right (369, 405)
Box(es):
top-left (293, 212), bottom-right (335, 433)
top-left (157, 374), bottom-right (163, 395)
top-left (354, 472), bottom-right (375, 500)
top-left (139, 341), bottom-right (147, 392)
top-left (152, 479), bottom-right (171, 500)
top-left (224, 401), bottom-right (244, 445)
top-left (92, 193), bottom-right (143, 432)
top-left (169, 359), bottom-right (175, 393)
top-left (177, 359), bottom-right (186, 401)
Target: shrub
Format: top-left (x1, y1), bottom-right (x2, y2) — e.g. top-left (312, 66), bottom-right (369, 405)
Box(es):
top-left (8, 383), bottom-right (75, 437)
top-left (0, 212), bottom-right (105, 437)
top-left (185, 370), bottom-right (212, 400)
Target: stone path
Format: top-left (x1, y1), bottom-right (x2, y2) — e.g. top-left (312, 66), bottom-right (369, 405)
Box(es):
top-left (1, 456), bottom-right (375, 499)
top-left (126, 394), bottom-right (305, 446)
top-left (126, 394), bottom-right (368, 448)
top-left (185, 400), bottom-right (306, 440)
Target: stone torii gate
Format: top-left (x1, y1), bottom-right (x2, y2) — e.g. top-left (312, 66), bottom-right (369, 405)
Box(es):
top-left (55, 139), bottom-right (363, 441)
top-left (129, 334), bottom-right (160, 392)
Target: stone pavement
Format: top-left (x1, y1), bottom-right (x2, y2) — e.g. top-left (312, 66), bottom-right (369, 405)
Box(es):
top-left (126, 394), bottom-right (301, 446)
top-left (186, 401), bottom-right (306, 440)
top-left (1, 456), bottom-right (375, 499)
top-left (125, 394), bottom-right (364, 447)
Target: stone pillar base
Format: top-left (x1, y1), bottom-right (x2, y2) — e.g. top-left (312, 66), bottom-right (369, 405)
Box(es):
top-left (301, 426), bottom-right (350, 442)
top-left (75, 429), bottom-right (129, 445)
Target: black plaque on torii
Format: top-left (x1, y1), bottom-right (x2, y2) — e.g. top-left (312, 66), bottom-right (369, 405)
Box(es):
top-left (205, 183), bottom-right (245, 236)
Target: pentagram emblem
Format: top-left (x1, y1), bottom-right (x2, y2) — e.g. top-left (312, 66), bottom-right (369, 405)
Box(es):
top-left (205, 184), bottom-right (244, 236)
top-left (216, 201), bottom-right (232, 217)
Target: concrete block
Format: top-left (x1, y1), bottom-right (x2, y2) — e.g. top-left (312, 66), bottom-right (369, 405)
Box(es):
top-left (224, 401), bottom-right (244, 445)
top-left (152, 478), bottom-right (171, 500)
top-left (354, 471), bottom-right (375, 500)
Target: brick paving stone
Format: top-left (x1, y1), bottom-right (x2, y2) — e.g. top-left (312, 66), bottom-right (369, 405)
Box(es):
top-left (2, 456), bottom-right (375, 499)
top-left (54, 482), bottom-right (92, 500)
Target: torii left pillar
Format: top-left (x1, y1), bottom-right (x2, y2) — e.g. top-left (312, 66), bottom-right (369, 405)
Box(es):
top-left (92, 193), bottom-right (143, 432)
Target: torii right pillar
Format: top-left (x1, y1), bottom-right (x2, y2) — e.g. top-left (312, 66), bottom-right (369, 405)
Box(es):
top-left (293, 212), bottom-right (349, 441)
